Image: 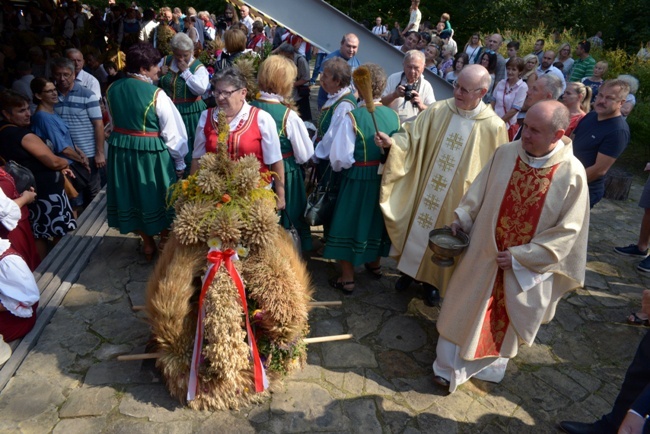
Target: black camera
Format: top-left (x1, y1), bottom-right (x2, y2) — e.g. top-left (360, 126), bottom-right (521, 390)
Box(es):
top-left (404, 84), bottom-right (415, 101)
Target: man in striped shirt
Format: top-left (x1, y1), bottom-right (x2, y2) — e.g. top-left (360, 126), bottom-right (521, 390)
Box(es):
top-left (53, 57), bottom-right (105, 208)
top-left (569, 40), bottom-right (596, 82)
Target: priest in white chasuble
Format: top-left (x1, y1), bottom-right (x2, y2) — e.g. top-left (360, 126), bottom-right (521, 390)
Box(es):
top-left (377, 64), bottom-right (508, 306)
top-left (432, 101), bottom-right (589, 393)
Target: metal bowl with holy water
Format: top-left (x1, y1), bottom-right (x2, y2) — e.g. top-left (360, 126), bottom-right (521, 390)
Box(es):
top-left (428, 227), bottom-right (470, 267)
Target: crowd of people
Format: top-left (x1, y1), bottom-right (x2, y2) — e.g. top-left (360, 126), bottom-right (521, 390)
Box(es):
top-left (0, 1), bottom-right (648, 431)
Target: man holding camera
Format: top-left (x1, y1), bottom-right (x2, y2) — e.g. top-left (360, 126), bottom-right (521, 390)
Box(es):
top-left (381, 50), bottom-right (435, 123)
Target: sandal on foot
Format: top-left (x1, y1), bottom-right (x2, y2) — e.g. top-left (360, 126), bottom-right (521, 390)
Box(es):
top-left (364, 263), bottom-right (383, 279)
top-left (158, 233), bottom-right (170, 253)
top-left (627, 312), bottom-right (650, 327)
top-left (143, 245), bottom-right (156, 262)
top-left (328, 277), bottom-right (355, 293)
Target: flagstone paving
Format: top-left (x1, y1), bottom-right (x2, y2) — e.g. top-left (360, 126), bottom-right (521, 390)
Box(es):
top-left (0, 177), bottom-right (649, 433)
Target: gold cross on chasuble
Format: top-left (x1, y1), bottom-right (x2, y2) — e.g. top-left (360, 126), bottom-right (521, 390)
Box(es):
top-left (429, 174), bottom-right (448, 192)
top-left (397, 113), bottom-right (477, 278)
top-left (474, 157), bottom-right (559, 359)
top-left (437, 154), bottom-right (456, 172)
top-left (446, 132), bottom-right (464, 151)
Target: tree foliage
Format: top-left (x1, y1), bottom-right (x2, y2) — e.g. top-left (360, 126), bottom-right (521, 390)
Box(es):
top-left (324, 0), bottom-right (649, 53)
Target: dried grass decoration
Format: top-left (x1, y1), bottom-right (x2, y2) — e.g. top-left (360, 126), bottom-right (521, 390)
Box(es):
top-left (145, 110), bottom-right (314, 410)
top-left (352, 66), bottom-right (380, 136)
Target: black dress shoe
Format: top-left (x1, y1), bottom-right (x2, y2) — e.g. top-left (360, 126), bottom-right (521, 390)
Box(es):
top-left (395, 274), bottom-right (414, 291)
top-left (422, 283), bottom-right (440, 307)
top-left (432, 375), bottom-right (450, 388)
top-left (558, 420), bottom-right (604, 434)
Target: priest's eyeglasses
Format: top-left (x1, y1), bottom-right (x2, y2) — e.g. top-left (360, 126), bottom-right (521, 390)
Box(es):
top-left (452, 81), bottom-right (482, 96)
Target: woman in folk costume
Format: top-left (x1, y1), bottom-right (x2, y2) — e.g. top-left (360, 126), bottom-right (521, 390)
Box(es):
top-left (251, 55), bottom-right (314, 251)
top-left (105, 42), bottom-right (188, 260)
top-left (324, 64), bottom-right (400, 293)
top-left (191, 67), bottom-right (285, 210)
top-left (312, 57), bottom-right (357, 237)
top-left (158, 32), bottom-right (209, 170)
top-left (0, 186), bottom-right (40, 366)
top-left (0, 168), bottom-right (40, 271)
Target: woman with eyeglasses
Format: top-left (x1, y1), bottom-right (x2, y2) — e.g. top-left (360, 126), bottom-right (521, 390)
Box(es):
top-left (555, 43), bottom-right (574, 79)
top-left (191, 67), bottom-right (285, 208)
top-left (251, 55), bottom-right (313, 252)
top-left (30, 78), bottom-right (89, 202)
top-left (158, 33), bottom-right (209, 172)
top-left (105, 42), bottom-right (188, 260)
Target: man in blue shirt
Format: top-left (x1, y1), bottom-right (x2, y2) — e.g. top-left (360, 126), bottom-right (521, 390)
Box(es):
top-left (53, 57), bottom-right (105, 209)
top-left (317, 33), bottom-right (360, 109)
top-left (571, 79), bottom-right (630, 208)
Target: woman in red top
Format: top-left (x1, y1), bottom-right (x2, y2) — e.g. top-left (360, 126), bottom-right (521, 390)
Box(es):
top-left (562, 82), bottom-right (592, 137)
top-left (190, 67), bottom-right (286, 210)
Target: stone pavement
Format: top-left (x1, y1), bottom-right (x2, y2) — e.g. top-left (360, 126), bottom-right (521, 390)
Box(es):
top-left (0, 176), bottom-right (649, 434)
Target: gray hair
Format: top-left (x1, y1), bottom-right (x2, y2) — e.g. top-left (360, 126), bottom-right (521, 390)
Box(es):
top-left (276, 42), bottom-right (295, 56)
top-left (52, 57), bottom-right (75, 74)
top-left (65, 48), bottom-right (82, 57)
top-left (321, 57), bottom-right (352, 87)
top-left (404, 50), bottom-right (425, 64)
top-left (211, 67), bottom-right (248, 90)
top-left (550, 103), bottom-right (570, 132)
top-left (170, 32), bottom-right (194, 52)
top-left (538, 74), bottom-right (563, 100)
top-left (616, 74), bottom-right (639, 94)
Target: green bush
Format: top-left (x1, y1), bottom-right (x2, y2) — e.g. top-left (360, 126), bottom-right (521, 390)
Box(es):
top-left (498, 25), bottom-right (586, 63)
top-left (631, 61), bottom-right (650, 100)
top-left (627, 101), bottom-right (650, 151)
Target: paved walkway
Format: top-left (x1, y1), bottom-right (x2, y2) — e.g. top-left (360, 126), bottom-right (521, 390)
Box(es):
top-left (0, 175), bottom-right (648, 433)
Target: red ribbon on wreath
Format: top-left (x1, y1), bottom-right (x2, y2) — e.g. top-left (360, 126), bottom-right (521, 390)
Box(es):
top-left (187, 248), bottom-right (268, 401)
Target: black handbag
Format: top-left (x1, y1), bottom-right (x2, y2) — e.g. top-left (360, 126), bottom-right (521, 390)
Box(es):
top-left (68, 160), bottom-right (91, 192)
top-left (304, 164), bottom-right (336, 227)
top-left (282, 210), bottom-right (302, 254)
top-left (4, 160), bottom-right (36, 193)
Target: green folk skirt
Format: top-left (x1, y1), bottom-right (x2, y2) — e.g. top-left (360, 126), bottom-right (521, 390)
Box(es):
top-left (322, 165), bottom-right (390, 266)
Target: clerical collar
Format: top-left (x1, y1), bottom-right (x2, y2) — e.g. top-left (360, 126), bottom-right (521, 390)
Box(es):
top-left (457, 101), bottom-right (485, 119)
top-left (525, 140), bottom-right (564, 168)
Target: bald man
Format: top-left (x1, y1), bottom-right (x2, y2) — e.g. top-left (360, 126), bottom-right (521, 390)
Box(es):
top-left (432, 101), bottom-right (589, 393)
top-left (239, 5), bottom-right (253, 35)
top-left (485, 33), bottom-right (507, 84)
top-left (317, 33), bottom-right (360, 109)
top-left (377, 65), bottom-right (508, 306)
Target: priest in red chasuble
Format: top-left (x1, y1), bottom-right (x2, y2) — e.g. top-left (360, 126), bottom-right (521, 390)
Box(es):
top-left (432, 100), bottom-right (590, 393)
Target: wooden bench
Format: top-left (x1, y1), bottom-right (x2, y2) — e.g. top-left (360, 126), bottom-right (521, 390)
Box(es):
top-left (0, 189), bottom-right (108, 392)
